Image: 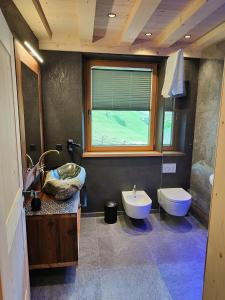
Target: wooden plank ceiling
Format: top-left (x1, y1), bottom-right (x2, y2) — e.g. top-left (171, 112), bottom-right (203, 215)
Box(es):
top-left (13, 0), bottom-right (225, 57)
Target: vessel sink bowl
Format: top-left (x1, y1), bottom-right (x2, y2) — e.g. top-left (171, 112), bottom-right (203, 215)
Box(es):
top-left (42, 163), bottom-right (86, 200)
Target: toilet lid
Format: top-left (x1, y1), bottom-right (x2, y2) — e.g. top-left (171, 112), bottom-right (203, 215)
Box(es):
top-left (161, 188), bottom-right (191, 203)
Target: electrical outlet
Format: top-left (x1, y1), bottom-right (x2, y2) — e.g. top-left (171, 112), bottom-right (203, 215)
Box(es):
top-left (56, 144), bottom-right (63, 151)
top-left (162, 163), bottom-right (176, 173)
top-left (29, 144), bottom-right (37, 151)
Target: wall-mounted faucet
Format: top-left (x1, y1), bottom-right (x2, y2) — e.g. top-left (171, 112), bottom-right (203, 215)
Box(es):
top-left (37, 150), bottom-right (60, 187)
top-left (37, 149), bottom-right (60, 173)
top-left (67, 139), bottom-right (81, 153)
top-left (26, 153), bottom-right (34, 171)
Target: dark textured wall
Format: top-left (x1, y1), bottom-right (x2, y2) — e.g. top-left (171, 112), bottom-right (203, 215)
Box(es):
top-left (42, 51), bottom-right (199, 212)
top-left (190, 59), bottom-right (224, 221)
top-left (42, 51), bottom-right (83, 167)
top-left (83, 157), bottom-right (162, 212)
top-left (1, 0), bottom-right (38, 48)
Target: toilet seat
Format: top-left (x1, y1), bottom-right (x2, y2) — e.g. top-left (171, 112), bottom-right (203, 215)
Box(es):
top-left (160, 188), bottom-right (191, 203)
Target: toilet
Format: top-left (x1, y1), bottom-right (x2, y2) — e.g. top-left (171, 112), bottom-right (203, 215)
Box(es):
top-left (157, 188), bottom-right (192, 216)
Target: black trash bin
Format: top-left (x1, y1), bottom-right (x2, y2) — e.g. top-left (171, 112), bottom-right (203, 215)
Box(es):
top-left (104, 201), bottom-right (118, 224)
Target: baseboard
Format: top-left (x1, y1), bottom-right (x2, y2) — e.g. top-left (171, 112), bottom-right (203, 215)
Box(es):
top-left (81, 211), bottom-right (124, 218)
top-left (81, 208), bottom-right (159, 218)
top-left (190, 204), bottom-right (209, 228)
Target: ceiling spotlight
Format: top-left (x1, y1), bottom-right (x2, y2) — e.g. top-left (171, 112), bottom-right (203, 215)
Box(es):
top-left (145, 32), bottom-right (152, 37)
top-left (108, 12), bottom-right (116, 18)
top-left (184, 34), bottom-right (191, 39)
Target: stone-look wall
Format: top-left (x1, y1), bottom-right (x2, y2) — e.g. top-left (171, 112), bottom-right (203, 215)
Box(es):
top-left (190, 59), bottom-right (224, 221)
top-left (41, 51), bottom-right (199, 212)
top-left (162, 59), bottom-right (200, 190)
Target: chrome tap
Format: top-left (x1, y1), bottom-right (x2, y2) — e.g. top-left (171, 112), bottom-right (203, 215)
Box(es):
top-left (133, 185), bottom-right (137, 197)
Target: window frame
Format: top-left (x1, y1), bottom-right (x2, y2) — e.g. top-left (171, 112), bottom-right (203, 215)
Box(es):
top-left (84, 59), bottom-right (158, 152)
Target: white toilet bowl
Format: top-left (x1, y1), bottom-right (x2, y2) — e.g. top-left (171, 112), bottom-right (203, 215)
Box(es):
top-left (157, 188), bottom-right (191, 216)
top-left (122, 190), bottom-right (152, 219)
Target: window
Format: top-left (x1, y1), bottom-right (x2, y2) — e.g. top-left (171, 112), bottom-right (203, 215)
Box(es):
top-left (163, 111), bottom-right (174, 147)
top-left (163, 98), bottom-right (176, 150)
top-left (85, 60), bottom-right (157, 152)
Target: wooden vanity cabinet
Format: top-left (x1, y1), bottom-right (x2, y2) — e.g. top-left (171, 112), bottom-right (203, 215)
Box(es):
top-left (25, 192), bottom-right (81, 270)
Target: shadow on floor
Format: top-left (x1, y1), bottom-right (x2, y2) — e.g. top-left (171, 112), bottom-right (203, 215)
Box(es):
top-left (121, 215), bottom-right (153, 235)
top-left (158, 212), bottom-right (193, 233)
top-left (30, 267), bottom-right (76, 287)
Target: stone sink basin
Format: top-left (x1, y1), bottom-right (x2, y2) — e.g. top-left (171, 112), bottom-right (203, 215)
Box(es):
top-left (42, 163), bottom-right (86, 200)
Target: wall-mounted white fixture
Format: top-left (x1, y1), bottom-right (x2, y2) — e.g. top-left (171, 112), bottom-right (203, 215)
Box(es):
top-left (209, 174), bottom-right (214, 186)
top-left (24, 41), bottom-right (44, 63)
top-left (158, 188), bottom-right (191, 216)
top-left (162, 163), bottom-right (176, 173)
top-left (122, 190), bottom-right (152, 219)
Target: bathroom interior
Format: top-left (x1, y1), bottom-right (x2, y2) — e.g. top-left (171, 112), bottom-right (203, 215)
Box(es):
top-left (1, 1), bottom-right (225, 300)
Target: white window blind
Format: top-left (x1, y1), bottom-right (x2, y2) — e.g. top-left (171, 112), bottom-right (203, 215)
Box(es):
top-left (91, 67), bottom-right (152, 111)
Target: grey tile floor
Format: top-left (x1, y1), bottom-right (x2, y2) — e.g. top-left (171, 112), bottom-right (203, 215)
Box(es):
top-left (30, 213), bottom-right (207, 300)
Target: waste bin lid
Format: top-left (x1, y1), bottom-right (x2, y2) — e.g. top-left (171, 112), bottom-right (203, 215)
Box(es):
top-left (104, 201), bottom-right (118, 208)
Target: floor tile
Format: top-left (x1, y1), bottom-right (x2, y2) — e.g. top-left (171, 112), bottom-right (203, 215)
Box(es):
top-left (98, 234), bottom-right (154, 269)
top-left (80, 217), bottom-right (97, 238)
top-left (158, 261), bottom-right (205, 300)
top-left (78, 236), bottom-right (100, 269)
top-left (96, 215), bottom-right (154, 238)
top-left (145, 230), bottom-right (206, 265)
top-left (100, 265), bottom-right (172, 300)
top-left (31, 268), bottom-right (101, 300)
top-left (31, 213), bottom-right (207, 300)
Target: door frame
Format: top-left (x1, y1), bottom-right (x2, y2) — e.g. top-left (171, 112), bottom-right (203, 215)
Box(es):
top-left (203, 60), bottom-right (225, 299)
top-left (14, 39), bottom-right (44, 187)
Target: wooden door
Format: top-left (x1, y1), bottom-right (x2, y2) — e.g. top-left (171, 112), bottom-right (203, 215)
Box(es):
top-left (0, 10), bottom-right (30, 300)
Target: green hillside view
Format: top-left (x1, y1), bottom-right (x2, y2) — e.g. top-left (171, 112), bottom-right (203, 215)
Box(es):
top-left (92, 110), bottom-right (173, 147)
top-left (92, 110), bottom-right (150, 146)
top-left (163, 111), bottom-right (173, 146)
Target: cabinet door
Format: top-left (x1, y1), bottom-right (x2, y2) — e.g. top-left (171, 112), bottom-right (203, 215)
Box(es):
top-left (27, 214), bottom-right (78, 268)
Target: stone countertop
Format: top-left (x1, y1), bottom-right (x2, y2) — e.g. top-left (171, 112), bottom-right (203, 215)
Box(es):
top-left (25, 191), bottom-right (80, 216)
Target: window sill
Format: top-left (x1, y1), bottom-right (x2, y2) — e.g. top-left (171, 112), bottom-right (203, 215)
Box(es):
top-left (163, 151), bottom-right (186, 156)
top-left (82, 151), bottom-right (163, 158)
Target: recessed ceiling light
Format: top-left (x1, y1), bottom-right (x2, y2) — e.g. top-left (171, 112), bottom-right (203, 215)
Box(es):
top-left (108, 12), bottom-right (116, 18)
top-left (145, 32), bottom-right (152, 36)
top-left (184, 34), bottom-right (191, 39)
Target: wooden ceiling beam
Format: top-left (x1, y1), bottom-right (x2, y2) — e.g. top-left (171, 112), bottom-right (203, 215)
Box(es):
top-left (13, 0), bottom-right (52, 40)
top-left (120, 0), bottom-right (162, 45)
top-left (155, 0), bottom-right (225, 48)
top-left (32, 0), bottom-right (52, 39)
top-left (76, 0), bottom-right (96, 44)
top-left (190, 21), bottom-right (225, 50)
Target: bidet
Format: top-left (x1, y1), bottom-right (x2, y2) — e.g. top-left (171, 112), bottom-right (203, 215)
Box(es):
top-left (122, 190), bottom-right (152, 219)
